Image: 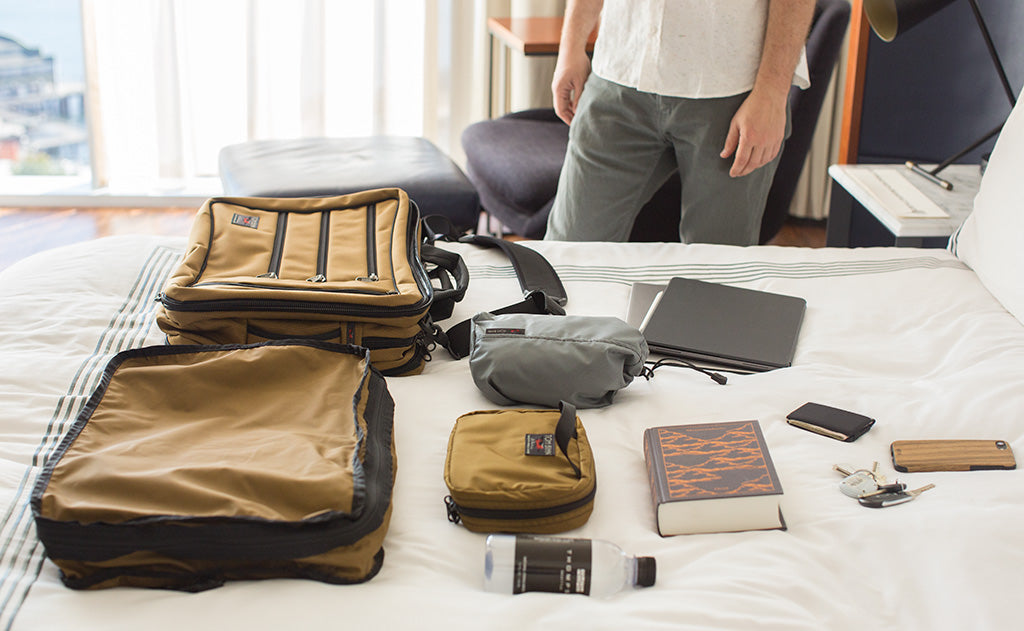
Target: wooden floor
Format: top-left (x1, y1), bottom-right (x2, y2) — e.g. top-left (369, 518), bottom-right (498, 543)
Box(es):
top-left (0, 207), bottom-right (826, 273)
top-left (0, 207), bottom-right (198, 272)
top-left (765, 217), bottom-right (828, 248)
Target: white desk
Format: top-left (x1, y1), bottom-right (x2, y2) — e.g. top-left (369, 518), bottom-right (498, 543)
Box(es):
top-left (826, 163), bottom-right (982, 247)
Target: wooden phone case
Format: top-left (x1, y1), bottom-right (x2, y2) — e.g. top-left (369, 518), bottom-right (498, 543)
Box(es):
top-left (891, 440), bottom-right (1016, 472)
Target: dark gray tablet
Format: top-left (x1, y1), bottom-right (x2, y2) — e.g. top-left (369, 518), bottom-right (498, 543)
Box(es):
top-left (639, 277), bottom-right (806, 372)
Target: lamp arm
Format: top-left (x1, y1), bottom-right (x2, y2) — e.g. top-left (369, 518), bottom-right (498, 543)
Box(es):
top-left (910, 0), bottom-right (1016, 190)
top-left (967, 0), bottom-right (1017, 108)
top-left (914, 120), bottom-right (1004, 189)
top-left (930, 122), bottom-right (1003, 173)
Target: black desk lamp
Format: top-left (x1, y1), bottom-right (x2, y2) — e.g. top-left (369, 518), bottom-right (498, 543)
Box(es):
top-left (862, 0), bottom-right (1018, 190)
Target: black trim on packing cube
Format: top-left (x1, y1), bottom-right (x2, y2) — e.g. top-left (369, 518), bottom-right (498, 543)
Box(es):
top-left (57, 547), bottom-right (386, 592)
top-left (30, 340), bottom-right (395, 565)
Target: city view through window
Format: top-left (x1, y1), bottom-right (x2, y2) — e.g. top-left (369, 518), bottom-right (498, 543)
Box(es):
top-left (1, 2), bottom-right (445, 195)
top-left (0, 0), bottom-right (89, 178)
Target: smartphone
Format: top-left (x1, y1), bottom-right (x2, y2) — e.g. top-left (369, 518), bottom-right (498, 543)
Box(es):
top-left (891, 439), bottom-right (1016, 472)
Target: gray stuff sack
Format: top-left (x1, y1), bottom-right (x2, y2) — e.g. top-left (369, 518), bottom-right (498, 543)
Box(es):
top-left (468, 312), bottom-right (649, 408)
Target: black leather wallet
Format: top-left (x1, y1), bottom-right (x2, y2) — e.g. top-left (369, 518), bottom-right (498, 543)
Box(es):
top-left (786, 402), bottom-right (875, 442)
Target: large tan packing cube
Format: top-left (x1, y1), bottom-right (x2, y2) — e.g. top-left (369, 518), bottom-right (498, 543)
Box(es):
top-left (156, 188), bottom-right (439, 376)
top-left (31, 340), bottom-right (396, 591)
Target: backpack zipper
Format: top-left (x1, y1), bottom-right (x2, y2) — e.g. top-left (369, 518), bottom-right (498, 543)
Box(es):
top-left (258, 213), bottom-right (289, 280)
top-left (307, 211), bottom-right (331, 283)
top-left (356, 203), bottom-right (379, 282)
top-left (378, 334), bottom-right (431, 377)
top-left (168, 199), bottom-right (432, 317)
top-left (159, 292), bottom-right (427, 318)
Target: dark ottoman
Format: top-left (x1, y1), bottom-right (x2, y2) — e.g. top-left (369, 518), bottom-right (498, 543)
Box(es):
top-left (218, 136), bottom-right (480, 231)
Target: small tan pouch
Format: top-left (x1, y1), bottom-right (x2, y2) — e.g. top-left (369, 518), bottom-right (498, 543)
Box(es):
top-left (443, 402), bottom-right (596, 534)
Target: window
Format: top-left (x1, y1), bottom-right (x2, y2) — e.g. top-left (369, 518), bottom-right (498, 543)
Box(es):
top-left (86, 0), bottom-right (436, 191)
top-left (0, 0), bottom-right (491, 202)
top-left (0, 0), bottom-right (89, 179)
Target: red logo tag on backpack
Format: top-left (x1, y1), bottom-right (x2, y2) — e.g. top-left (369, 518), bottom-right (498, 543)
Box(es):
top-left (525, 434), bottom-right (555, 456)
top-left (231, 213), bottom-right (260, 229)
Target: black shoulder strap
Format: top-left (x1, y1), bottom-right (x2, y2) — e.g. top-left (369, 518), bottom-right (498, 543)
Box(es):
top-left (456, 234), bottom-right (567, 307)
top-left (421, 216), bottom-right (567, 360)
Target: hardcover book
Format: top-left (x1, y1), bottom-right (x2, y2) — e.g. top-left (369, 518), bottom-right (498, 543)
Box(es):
top-left (643, 421), bottom-right (785, 536)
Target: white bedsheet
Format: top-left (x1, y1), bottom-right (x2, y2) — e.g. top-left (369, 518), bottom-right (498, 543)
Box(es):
top-left (1, 235), bottom-right (1022, 630)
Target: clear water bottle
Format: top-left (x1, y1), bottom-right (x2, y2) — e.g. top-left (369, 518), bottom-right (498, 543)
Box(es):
top-left (483, 534), bottom-right (656, 597)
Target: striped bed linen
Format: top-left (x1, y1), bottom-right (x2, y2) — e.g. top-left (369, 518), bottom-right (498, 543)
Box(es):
top-left (0, 236), bottom-right (1021, 631)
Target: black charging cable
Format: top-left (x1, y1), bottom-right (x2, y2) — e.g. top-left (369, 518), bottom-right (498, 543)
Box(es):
top-left (641, 357), bottom-right (728, 385)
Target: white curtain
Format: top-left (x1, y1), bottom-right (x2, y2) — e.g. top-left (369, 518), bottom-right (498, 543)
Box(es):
top-left (82, 0), bottom-right (549, 189)
top-left (787, 65), bottom-right (843, 221)
top-left (786, 0), bottom-right (853, 221)
top-left (82, 0), bottom-right (839, 219)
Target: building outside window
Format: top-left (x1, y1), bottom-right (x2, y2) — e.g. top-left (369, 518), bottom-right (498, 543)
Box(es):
top-left (0, 0), bottom-right (89, 179)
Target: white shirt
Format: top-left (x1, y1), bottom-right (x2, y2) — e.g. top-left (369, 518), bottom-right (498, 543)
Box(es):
top-left (591, 0), bottom-right (811, 98)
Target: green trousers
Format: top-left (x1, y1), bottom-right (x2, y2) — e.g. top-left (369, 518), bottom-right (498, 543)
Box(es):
top-left (546, 74), bottom-right (789, 245)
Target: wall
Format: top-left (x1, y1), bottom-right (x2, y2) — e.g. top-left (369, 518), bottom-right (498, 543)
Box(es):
top-left (855, 0), bottom-right (1023, 164)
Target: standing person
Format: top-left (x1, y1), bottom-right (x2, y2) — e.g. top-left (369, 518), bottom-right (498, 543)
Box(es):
top-left (545, 0), bottom-right (815, 244)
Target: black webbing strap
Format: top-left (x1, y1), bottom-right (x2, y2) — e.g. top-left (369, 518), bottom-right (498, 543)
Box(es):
top-left (421, 215), bottom-right (567, 360)
top-left (554, 401), bottom-right (582, 479)
top-left (456, 234), bottom-right (567, 306)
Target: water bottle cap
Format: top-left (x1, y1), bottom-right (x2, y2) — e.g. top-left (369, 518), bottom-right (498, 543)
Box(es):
top-left (636, 556), bottom-right (656, 587)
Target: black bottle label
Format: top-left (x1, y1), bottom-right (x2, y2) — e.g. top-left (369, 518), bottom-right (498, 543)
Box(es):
top-left (513, 536), bottom-right (592, 595)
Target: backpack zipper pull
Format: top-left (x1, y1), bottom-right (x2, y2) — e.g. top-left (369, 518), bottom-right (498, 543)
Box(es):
top-left (444, 495), bottom-right (461, 524)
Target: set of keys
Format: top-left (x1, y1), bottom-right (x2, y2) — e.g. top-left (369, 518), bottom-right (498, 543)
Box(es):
top-left (833, 463), bottom-right (934, 508)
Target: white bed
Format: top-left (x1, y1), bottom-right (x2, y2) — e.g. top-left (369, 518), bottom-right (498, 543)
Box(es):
top-left (2, 98), bottom-right (1023, 631)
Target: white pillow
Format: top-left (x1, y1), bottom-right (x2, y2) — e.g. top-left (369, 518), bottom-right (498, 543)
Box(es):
top-left (949, 93), bottom-right (1024, 324)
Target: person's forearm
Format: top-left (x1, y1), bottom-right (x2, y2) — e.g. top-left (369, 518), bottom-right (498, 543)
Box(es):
top-left (752, 0), bottom-right (815, 102)
top-left (720, 0), bottom-right (815, 177)
top-left (559, 0), bottom-right (602, 57)
top-left (552, 0), bottom-right (603, 123)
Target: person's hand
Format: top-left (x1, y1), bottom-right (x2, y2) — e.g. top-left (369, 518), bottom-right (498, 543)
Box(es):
top-left (551, 49), bottom-right (591, 125)
top-left (719, 90), bottom-right (787, 178)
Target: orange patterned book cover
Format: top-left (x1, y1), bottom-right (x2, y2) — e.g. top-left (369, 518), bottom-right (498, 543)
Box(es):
top-left (643, 421), bottom-right (785, 536)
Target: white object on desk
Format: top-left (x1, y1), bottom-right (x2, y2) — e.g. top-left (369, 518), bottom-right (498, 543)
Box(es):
top-left (844, 168), bottom-right (948, 218)
top-left (828, 163), bottom-right (981, 241)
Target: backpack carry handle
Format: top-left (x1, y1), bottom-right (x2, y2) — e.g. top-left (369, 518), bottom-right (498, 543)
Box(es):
top-left (421, 243), bottom-right (469, 322)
